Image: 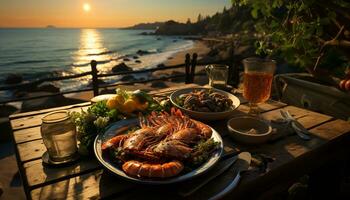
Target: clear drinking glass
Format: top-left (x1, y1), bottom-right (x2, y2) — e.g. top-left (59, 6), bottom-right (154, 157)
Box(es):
top-left (205, 64), bottom-right (229, 90)
top-left (242, 58), bottom-right (276, 115)
top-left (41, 110), bottom-right (78, 163)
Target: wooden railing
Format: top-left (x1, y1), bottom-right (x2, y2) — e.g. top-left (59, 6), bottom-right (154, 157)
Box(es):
top-left (0, 53), bottom-right (231, 104)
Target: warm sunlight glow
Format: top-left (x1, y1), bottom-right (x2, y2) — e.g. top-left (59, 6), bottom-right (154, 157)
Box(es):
top-left (0, 0), bottom-right (231, 27)
top-left (83, 3), bottom-right (91, 12)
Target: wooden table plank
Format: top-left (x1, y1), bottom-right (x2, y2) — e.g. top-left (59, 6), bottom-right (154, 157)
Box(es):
top-left (261, 105), bottom-right (333, 129)
top-left (24, 158), bottom-right (101, 188)
top-left (10, 106), bottom-right (89, 131)
top-left (9, 102), bottom-right (91, 120)
top-left (17, 139), bottom-right (46, 162)
top-left (13, 126), bottom-right (42, 144)
top-left (30, 170), bottom-right (135, 200)
top-left (309, 119), bottom-right (350, 140)
top-left (237, 99), bottom-right (287, 114)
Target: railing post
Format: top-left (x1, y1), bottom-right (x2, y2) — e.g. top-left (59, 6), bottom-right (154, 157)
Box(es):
top-left (90, 60), bottom-right (99, 96)
top-left (229, 40), bottom-right (239, 87)
top-left (190, 53), bottom-right (197, 83)
top-left (185, 53), bottom-right (191, 84)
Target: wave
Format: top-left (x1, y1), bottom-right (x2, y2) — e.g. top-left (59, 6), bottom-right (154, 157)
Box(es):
top-left (0, 59), bottom-right (64, 66)
top-left (53, 48), bottom-right (78, 52)
top-left (87, 50), bottom-right (114, 56)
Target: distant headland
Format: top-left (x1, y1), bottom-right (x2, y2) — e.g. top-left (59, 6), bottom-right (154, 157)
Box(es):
top-left (46, 25), bottom-right (56, 28)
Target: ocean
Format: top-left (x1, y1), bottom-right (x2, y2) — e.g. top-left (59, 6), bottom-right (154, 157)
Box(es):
top-left (0, 28), bottom-right (193, 96)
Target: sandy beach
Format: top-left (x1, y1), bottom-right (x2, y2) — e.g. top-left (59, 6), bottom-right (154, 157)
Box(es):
top-left (69, 40), bottom-right (210, 102)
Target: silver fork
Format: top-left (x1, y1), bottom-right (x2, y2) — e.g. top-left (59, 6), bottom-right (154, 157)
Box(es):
top-left (280, 110), bottom-right (311, 140)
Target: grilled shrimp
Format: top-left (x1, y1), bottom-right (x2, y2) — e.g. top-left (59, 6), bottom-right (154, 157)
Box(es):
top-left (122, 160), bottom-right (184, 178)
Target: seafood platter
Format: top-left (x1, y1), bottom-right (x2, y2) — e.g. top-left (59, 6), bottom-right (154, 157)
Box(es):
top-left (170, 87), bottom-right (240, 120)
top-left (94, 108), bottom-right (223, 184)
top-left (72, 88), bottom-right (225, 183)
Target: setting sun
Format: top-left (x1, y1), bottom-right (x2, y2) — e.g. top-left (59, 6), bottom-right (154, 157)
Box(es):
top-left (83, 3), bottom-right (91, 12)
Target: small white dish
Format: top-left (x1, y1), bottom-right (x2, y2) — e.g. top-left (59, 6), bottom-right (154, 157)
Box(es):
top-left (227, 116), bottom-right (272, 144)
top-left (90, 94), bottom-right (116, 103)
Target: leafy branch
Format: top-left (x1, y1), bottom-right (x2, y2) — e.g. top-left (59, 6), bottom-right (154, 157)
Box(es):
top-left (231, 0), bottom-right (350, 78)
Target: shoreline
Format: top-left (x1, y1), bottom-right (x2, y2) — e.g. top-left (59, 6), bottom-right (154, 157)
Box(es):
top-left (69, 40), bottom-right (210, 102)
top-left (164, 40), bottom-right (210, 66)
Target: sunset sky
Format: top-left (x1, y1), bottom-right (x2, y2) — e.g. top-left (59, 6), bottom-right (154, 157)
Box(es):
top-left (0, 0), bottom-right (231, 28)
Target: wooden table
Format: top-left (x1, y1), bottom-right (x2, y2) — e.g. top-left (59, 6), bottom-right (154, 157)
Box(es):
top-left (9, 84), bottom-right (350, 200)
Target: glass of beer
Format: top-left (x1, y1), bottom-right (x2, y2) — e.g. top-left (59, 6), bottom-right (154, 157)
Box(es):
top-left (242, 58), bottom-right (276, 115)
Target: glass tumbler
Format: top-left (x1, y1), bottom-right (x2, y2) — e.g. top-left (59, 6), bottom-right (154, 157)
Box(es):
top-left (242, 58), bottom-right (276, 115)
top-left (41, 110), bottom-right (78, 163)
top-left (205, 64), bottom-right (229, 90)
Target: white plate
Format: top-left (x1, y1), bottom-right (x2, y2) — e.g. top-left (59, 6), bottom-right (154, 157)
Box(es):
top-left (94, 118), bottom-right (223, 185)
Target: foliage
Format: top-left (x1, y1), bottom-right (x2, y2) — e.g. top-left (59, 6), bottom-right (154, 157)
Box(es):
top-left (70, 101), bottom-right (121, 155)
top-left (231, 0), bottom-right (350, 74)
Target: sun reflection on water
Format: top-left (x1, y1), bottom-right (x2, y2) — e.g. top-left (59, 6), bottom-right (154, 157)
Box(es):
top-left (72, 29), bottom-right (114, 74)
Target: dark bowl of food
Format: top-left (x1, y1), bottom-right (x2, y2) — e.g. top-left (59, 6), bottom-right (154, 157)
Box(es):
top-left (170, 87), bottom-right (240, 121)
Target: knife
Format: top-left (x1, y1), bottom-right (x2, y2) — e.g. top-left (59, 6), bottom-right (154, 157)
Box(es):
top-left (178, 154), bottom-right (238, 197)
top-left (280, 110), bottom-right (311, 140)
top-left (208, 152), bottom-right (252, 200)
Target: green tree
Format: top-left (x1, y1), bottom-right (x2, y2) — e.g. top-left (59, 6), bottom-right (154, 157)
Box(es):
top-left (219, 10), bottom-right (231, 32)
top-left (197, 14), bottom-right (203, 23)
top-left (232, 0), bottom-right (350, 79)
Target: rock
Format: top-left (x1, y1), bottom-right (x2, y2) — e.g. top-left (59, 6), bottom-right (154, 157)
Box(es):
top-left (120, 75), bottom-right (136, 82)
top-left (140, 32), bottom-right (149, 35)
top-left (21, 92), bottom-right (85, 112)
top-left (135, 60), bottom-right (142, 63)
top-left (0, 180), bottom-right (3, 197)
top-left (136, 50), bottom-right (150, 55)
top-left (21, 92), bottom-right (65, 112)
top-left (170, 71), bottom-right (186, 83)
top-left (34, 83), bottom-right (60, 93)
top-left (112, 62), bottom-right (132, 73)
top-left (4, 74), bottom-right (23, 84)
top-left (198, 55), bottom-right (218, 63)
top-left (156, 38), bottom-right (162, 40)
top-left (207, 48), bottom-right (219, 57)
top-left (13, 90), bottom-right (27, 98)
top-left (167, 57), bottom-right (173, 60)
top-left (123, 58), bottom-right (131, 61)
top-left (0, 105), bottom-right (18, 117)
top-left (133, 55), bottom-right (139, 59)
top-left (219, 49), bottom-right (231, 60)
top-left (87, 79), bottom-right (106, 87)
top-left (157, 63), bottom-right (166, 68)
top-left (173, 39), bottom-right (177, 42)
top-left (150, 81), bottom-right (167, 88)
